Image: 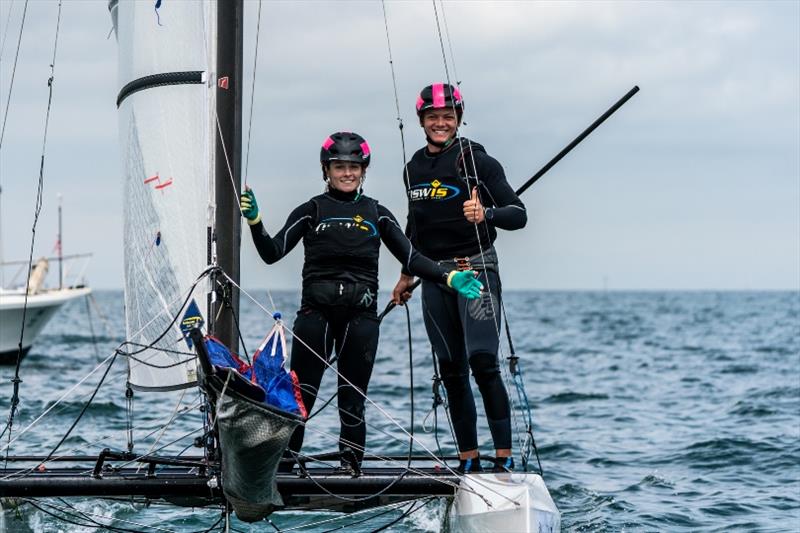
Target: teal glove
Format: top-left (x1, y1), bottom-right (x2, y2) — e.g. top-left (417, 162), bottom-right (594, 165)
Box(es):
top-left (447, 270), bottom-right (483, 299)
top-left (241, 188), bottom-right (261, 225)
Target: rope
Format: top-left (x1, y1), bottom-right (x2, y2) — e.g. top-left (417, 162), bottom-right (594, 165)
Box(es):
top-left (1, 0), bottom-right (61, 451)
top-left (221, 276), bottom-right (458, 474)
top-left (36, 350), bottom-right (118, 468)
top-left (429, 0), bottom-right (532, 459)
top-left (380, 0), bottom-right (412, 187)
top-left (439, 0), bottom-right (460, 87)
top-left (243, 0), bottom-right (262, 186)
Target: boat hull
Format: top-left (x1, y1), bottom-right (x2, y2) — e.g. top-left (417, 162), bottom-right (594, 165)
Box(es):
top-left (0, 287), bottom-right (91, 363)
top-left (452, 472), bottom-right (561, 532)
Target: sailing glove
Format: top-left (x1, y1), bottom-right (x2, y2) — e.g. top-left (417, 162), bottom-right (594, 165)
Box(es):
top-left (447, 270), bottom-right (483, 299)
top-left (240, 188), bottom-right (261, 225)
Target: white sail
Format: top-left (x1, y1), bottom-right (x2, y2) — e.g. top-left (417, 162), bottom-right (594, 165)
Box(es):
top-left (111, 0), bottom-right (215, 390)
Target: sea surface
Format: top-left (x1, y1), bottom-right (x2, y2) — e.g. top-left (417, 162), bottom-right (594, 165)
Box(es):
top-left (0, 290), bottom-right (798, 532)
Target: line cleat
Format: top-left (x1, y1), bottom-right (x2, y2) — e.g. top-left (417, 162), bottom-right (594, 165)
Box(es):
top-left (456, 457), bottom-right (484, 474)
top-left (491, 456), bottom-right (515, 473)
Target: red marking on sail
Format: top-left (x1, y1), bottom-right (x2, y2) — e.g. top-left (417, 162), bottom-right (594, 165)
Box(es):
top-left (154, 179), bottom-right (173, 190)
top-left (144, 174), bottom-right (159, 184)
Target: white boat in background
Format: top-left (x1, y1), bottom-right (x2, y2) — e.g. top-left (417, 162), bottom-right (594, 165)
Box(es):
top-left (0, 255), bottom-right (91, 364)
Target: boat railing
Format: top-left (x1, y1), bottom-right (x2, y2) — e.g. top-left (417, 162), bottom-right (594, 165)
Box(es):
top-left (0, 252), bottom-right (93, 292)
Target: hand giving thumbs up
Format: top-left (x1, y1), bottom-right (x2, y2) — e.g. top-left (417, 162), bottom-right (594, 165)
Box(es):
top-left (462, 187), bottom-right (485, 224)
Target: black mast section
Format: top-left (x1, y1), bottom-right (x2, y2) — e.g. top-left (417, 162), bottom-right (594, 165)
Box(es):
top-left (212, 0), bottom-right (244, 352)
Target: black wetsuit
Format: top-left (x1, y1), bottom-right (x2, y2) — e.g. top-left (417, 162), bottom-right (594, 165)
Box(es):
top-left (403, 138), bottom-right (526, 453)
top-left (249, 188), bottom-right (451, 464)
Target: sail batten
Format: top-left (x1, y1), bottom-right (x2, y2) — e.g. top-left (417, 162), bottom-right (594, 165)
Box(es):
top-left (114, 1), bottom-right (215, 391)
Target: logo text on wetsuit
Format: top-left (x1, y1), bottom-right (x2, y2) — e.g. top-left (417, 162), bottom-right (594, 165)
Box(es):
top-left (408, 179), bottom-right (460, 201)
top-left (316, 215), bottom-right (378, 237)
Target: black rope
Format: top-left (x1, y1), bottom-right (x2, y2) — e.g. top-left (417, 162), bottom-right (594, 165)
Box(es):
top-left (1, 0), bottom-right (62, 450)
top-left (404, 304), bottom-right (414, 466)
top-left (27, 497), bottom-right (226, 533)
top-left (221, 277), bottom-right (250, 363)
top-left (37, 351), bottom-right (119, 467)
top-left (25, 499), bottom-right (152, 533)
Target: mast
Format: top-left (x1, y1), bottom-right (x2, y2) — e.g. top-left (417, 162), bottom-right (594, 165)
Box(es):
top-left (211, 0), bottom-right (244, 353)
top-left (58, 193), bottom-right (63, 289)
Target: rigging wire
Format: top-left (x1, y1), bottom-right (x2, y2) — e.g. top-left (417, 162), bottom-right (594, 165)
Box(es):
top-left (2, 0), bottom-right (64, 454)
top-left (26, 497), bottom-right (226, 533)
top-left (439, 0), bottom-right (460, 87)
top-left (221, 271), bottom-right (519, 506)
top-left (0, 0), bottom-right (27, 152)
top-left (37, 351), bottom-right (118, 467)
top-left (24, 498), bottom-right (178, 533)
top-left (243, 0), bottom-right (262, 186)
top-left (366, 497), bottom-right (434, 533)
top-left (429, 0), bottom-right (534, 464)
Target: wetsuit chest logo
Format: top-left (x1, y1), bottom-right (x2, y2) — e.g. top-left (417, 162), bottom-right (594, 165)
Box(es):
top-left (316, 215), bottom-right (378, 237)
top-left (408, 179), bottom-right (460, 202)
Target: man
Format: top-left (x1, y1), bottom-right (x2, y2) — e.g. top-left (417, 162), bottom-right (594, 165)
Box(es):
top-left (392, 83), bottom-right (527, 473)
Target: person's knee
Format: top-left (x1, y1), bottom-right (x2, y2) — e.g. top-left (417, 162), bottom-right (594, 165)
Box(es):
top-left (469, 352), bottom-right (501, 387)
top-left (339, 402), bottom-right (365, 426)
top-left (439, 360), bottom-right (470, 390)
top-left (338, 389), bottom-right (366, 426)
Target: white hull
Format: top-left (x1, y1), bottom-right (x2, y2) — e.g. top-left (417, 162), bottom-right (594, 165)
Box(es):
top-left (453, 472), bottom-right (561, 532)
top-left (0, 287), bottom-right (91, 361)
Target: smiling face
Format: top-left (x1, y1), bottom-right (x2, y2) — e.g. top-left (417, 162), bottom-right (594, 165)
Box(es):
top-left (326, 161), bottom-right (364, 193)
top-left (422, 108), bottom-right (460, 151)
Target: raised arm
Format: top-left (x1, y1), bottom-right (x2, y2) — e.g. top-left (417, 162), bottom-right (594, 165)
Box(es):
top-left (243, 190), bottom-right (314, 264)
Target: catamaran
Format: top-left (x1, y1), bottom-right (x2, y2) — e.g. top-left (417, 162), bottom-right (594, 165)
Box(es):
top-left (0, 1), bottom-right (638, 530)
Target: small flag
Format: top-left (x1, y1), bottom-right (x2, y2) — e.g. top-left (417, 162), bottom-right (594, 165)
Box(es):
top-left (180, 299), bottom-right (204, 349)
top-left (218, 77), bottom-right (229, 90)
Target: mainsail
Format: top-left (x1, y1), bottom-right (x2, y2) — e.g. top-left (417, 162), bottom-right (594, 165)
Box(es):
top-left (110, 0), bottom-right (215, 390)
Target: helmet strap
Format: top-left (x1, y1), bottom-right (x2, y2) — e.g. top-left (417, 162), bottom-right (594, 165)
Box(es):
top-left (425, 133), bottom-right (457, 150)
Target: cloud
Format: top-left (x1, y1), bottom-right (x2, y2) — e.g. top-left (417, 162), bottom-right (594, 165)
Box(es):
top-left (0, 0), bottom-right (797, 290)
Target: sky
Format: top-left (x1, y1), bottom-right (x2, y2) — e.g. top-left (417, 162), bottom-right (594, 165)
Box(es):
top-left (0, 0), bottom-right (798, 291)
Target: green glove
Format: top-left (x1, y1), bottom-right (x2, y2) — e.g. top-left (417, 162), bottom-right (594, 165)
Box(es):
top-left (241, 188), bottom-right (261, 225)
top-left (447, 270), bottom-right (483, 299)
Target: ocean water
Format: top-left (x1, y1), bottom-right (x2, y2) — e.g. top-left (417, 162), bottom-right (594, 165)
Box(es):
top-left (0, 290), bottom-right (798, 532)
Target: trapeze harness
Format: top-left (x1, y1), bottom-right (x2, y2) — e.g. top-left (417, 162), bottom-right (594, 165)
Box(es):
top-left (403, 138), bottom-right (527, 452)
top-left (249, 188), bottom-right (452, 465)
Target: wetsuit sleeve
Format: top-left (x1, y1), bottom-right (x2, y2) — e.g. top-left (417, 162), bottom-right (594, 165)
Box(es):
top-left (475, 152), bottom-right (527, 230)
top-left (379, 205), bottom-right (449, 283)
top-left (248, 201), bottom-right (314, 264)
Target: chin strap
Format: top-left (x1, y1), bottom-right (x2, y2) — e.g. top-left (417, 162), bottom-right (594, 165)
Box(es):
top-left (425, 134), bottom-right (457, 150)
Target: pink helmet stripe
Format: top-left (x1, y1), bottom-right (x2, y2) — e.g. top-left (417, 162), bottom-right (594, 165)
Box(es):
top-left (322, 137), bottom-right (335, 150)
top-left (453, 86), bottom-right (463, 103)
top-left (360, 141), bottom-right (370, 157)
top-left (416, 95), bottom-right (424, 111)
top-left (432, 83), bottom-right (445, 108)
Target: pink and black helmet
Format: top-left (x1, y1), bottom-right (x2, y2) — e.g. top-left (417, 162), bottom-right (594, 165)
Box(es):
top-left (320, 132), bottom-right (371, 168)
top-left (416, 83), bottom-right (464, 116)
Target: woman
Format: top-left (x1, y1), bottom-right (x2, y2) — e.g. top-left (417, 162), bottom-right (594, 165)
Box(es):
top-left (240, 131), bottom-right (482, 472)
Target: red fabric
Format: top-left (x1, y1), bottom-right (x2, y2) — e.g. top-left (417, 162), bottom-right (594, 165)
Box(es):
top-left (290, 370), bottom-right (308, 419)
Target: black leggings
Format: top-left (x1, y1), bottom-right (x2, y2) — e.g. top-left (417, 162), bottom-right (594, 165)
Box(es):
top-left (421, 269), bottom-right (511, 452)
top-left (287, 292), bottom-right (380, 465)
